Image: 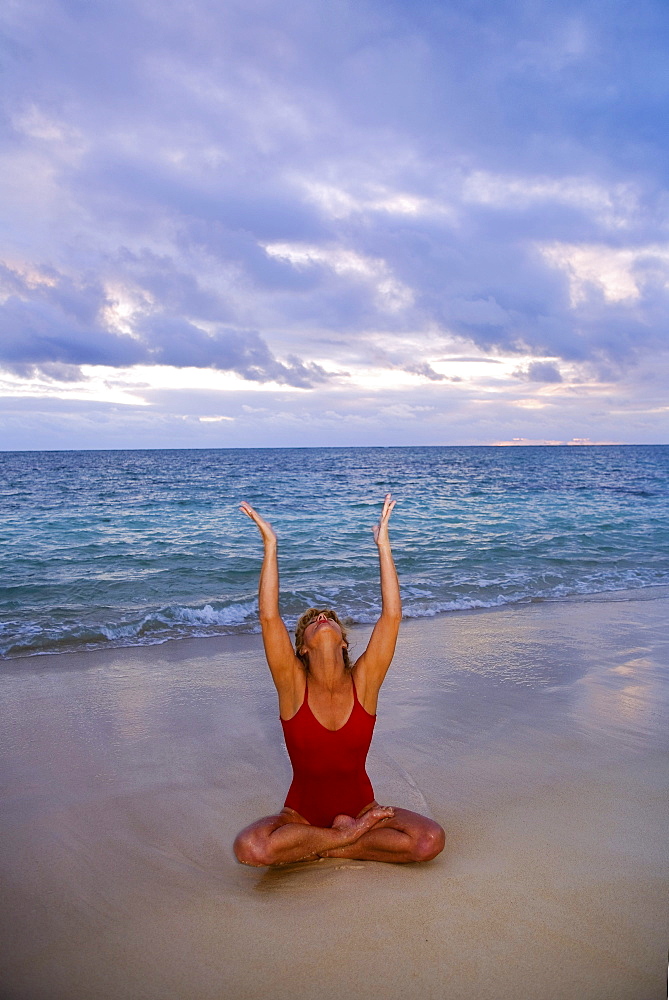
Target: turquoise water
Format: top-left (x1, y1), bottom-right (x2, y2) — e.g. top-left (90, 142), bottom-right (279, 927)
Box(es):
top-left (1, 445), bottom-right (668, 659)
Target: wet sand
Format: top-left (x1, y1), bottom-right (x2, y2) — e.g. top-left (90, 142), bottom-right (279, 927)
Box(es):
top-left (1, 593), bottom-right (668, 1000)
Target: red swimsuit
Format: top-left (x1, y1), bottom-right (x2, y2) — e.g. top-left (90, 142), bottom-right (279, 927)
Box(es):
top-left (281, 677), bottom-right (376, 828)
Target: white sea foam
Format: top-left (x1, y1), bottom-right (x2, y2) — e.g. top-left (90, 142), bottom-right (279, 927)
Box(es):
top-left (6, 582), bottom-right (669, 660)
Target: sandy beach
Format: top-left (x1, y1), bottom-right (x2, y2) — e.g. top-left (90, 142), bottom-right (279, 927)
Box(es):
top-left (1, 592), bottom-right (667, 1000)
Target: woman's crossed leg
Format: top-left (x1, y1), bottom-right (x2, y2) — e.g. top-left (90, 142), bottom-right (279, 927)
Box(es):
top-left (234, 802), bottom-right (445, 867)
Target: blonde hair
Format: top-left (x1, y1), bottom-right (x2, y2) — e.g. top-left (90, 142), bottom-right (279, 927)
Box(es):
top-left (294, 608), bottom-right (351, 671)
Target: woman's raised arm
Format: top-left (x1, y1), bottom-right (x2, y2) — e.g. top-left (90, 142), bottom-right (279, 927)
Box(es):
top-left (352, 494), bottom-right (402, 701)
top-left (239, 502), bottom-right (301, 690)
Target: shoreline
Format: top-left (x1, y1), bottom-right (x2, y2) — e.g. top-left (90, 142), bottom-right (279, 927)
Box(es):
top-left (4, 580), bottom-right (669, 669)
top-left (1, 594), bottom-right (667, 999)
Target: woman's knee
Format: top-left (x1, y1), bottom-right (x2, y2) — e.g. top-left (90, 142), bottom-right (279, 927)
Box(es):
top-left (412, 821), bottom-right (446, 863)
top-left (233, 829), bottom-right (271, 867)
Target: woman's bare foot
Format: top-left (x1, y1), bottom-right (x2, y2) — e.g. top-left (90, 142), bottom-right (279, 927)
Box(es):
top-left (330, 806), bottom-right (395, 844)
top-left (317, 805), bottom-right (445, 864)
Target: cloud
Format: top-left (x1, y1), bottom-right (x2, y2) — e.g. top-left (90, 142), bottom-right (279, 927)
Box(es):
top-left (539, 242), bottom-right (669, 305)
top-left (0, 272), bottom-right (144, 370)
top-left (0, 263), bottom-right (332, 387)
top-left (402, 362), bottom-right (447, 382)
top-left (2, 369), bottom-right (667, 452)
top-left (0, 0), bottom-right (668, 445)
top-left (463, 172), bottom-right (639, 230)
top-left (138, 316), bottom-right (331, 387)
top-left (514, 361), bottom-right (563, 384)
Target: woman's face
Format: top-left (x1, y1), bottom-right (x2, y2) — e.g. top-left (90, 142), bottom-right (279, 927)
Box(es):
top-left (301, 612), bottom-right (344, 651)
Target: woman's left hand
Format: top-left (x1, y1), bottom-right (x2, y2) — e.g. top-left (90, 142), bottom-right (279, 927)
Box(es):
top-left (372, 493), bottom-right (396, 546)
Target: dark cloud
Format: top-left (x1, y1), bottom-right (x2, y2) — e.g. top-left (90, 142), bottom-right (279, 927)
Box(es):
top-left (437, 356), bottom-right (503, 364)
top-left (139, 315), bottom-right (330, 387)
top-left (113, 248), bottom-right (231, 323)
top-left (402, 362), bottom-right (446, 381)
top-left (0, 265), bottom-right (331, 386)
top-left (0, 292), bottom-right (144, 369)
top-left (514, 361), bottom-right (563, 383)
top-left (9, 362), bottom-right (86, 382)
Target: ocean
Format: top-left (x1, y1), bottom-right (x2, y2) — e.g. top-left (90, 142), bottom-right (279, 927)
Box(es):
top-left (1, 445), bottom-right (668, 659)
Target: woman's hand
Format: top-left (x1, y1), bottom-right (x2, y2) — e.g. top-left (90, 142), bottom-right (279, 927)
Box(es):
top-left (372, 493), bottom-right (396, 547)
top-left (239, 501), bottom-right (277, 546)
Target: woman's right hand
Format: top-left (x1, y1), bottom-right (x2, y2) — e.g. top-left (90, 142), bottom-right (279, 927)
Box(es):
top-left (372, 493), bottom-right (396, 548)
top-left (239, 501), bottom-right (277, 545)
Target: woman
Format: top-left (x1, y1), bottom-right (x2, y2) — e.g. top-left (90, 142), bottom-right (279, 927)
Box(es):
top-left (233, 494), bottom-right (445, 867)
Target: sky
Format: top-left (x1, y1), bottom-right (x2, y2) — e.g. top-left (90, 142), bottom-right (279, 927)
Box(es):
top-left (1, 0), bottom-right (668, 450)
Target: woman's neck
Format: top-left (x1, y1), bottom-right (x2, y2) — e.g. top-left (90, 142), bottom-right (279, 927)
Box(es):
top-left (306, 649), bottom-right (348, 691)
